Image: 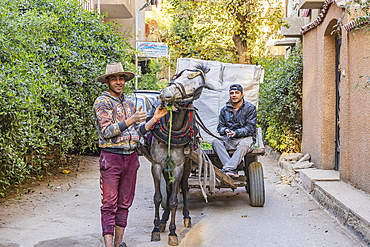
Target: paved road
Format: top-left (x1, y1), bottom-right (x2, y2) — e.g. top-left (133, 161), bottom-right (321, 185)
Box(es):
top-left (0, 154), bottom-right (365, 247)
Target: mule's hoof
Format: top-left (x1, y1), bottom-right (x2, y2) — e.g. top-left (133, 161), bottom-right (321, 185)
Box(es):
top-left (184, 217), bottom-right (192, 228)
top-left (151, 231), bottom-right (161, 242)
top-left (159, 223), bottom-right (166, 232)
top-left (168, 235), bottom-right (178, 246)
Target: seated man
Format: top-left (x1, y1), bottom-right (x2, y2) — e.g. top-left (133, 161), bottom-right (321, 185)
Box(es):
top-left (211, 84), bottom-right (257, 178)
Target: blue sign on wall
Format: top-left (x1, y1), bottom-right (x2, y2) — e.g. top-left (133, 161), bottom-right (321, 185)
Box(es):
top-left (137, 42), bottom-right (168, 58)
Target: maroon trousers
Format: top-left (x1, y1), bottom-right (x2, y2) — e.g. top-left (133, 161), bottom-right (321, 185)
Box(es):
top-left (99, 150), bottom-right (139, 236)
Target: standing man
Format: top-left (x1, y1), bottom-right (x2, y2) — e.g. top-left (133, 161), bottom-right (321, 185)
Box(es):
top-left (211, 84), bottom-right (257, 178)
top-left (94, 62), bottom-right (167, 247)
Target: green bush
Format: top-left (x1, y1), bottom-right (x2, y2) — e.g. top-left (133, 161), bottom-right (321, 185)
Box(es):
top-left (0, 0), bottom-right (134, 193)
top-left (258, 46), bottom-right (303, 153)
top-left (137, 60), bottom-right (162, 90)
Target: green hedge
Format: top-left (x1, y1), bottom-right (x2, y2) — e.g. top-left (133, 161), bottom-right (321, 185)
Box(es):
top-left (137, 60), bottom-right (162, 90)
top-left (0, 0), bottom-right (134, 193)
top-left (258, 46), bottom-right (303, 153)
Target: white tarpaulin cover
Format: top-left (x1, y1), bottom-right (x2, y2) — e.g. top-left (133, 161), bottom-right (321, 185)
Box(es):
top-left (176, 58), bottom-right (264, 143)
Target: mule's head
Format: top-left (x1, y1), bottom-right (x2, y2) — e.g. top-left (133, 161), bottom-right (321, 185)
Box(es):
top-left (159, 64), bottom-right (215, 103)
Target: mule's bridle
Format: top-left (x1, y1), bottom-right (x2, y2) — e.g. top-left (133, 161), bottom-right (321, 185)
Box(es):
top-left (167, 68), bottom-right (206, 104)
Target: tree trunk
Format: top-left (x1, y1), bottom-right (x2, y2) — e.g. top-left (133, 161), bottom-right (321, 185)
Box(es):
top-left (230, 1), bottom-right (253, 64)
top-left (233, 33), bottom-right (248, 64)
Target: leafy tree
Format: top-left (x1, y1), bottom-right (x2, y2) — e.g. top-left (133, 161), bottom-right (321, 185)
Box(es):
top-left (0, 0), bottom-right (134, 193)
top-left (146, 0), bottom-right (285, 64)
top-left (166, 0), bottom-right (237, 62)
top-left (137, 60), bottom-right (162, 90)
top-left (227, 0), bottom-right (285, 63)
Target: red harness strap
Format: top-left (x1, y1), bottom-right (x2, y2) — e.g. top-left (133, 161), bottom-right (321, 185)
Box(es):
top-left (189, 126), bottom-right (194, 138)
top-left (151, 119), bottom-right (161, 130)
top-left (150, 104), bottom-right (197, 146)
top-left (158, 124), bottom-right (188, 138)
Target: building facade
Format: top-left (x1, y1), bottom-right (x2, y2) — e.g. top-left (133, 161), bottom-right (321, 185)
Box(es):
top-left (77, 0), bottom-right (151, 47)
top-left (300, 0), bottom-right (370, 193)
top-left (275, 0), bottom-right (322, 55)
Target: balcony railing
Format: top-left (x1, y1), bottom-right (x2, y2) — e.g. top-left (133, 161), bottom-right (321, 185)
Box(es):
top-left (78, 0), bottom-right (95, 11)
top-left (281, 17), bottom-right (309, 37)
top-left (99, 0), bottom-right (134, 19)
top-left (299, 0), bottom-right (325, 9)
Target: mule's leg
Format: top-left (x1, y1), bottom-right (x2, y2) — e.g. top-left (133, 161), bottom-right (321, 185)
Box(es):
top-left (168, 164), bottom-right (184, 246)
top-left (181, 160), bottom-right (192, 228)
top-left (159, 180), bottom-right (171, 232)
top-left (151, 163), bottom-right (162, 242)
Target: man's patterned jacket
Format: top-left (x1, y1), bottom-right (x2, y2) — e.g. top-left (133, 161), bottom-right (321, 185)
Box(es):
top-left (94, 91), bottom-right (148, 154)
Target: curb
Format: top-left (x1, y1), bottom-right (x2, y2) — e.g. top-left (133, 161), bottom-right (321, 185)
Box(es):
top-left (297, 171), bottom-right (370, 245)
top-left (268, 148), bottom-right (370, 245)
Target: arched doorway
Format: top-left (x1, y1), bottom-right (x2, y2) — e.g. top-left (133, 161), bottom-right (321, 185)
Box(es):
top-left (322, 18), bottom-right (341, 170)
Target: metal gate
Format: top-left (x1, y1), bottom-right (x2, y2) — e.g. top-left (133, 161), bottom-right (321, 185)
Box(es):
top-left (335, 36), bottom-right (341, 171)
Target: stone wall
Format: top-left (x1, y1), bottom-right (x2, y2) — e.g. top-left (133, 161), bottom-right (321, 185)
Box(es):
top-left (340, 28), bottom-right (370, 192)
top-left (302, 5), bottom-right (342, 170)
top-left (302, 4), bottom-right (370, 193)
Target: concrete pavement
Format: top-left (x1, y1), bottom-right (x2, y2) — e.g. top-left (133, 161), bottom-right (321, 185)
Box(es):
top-left (0, 151), bottom-right (367, 246)
top-left (297, 168), bottom-right (370, 245)
top-left (267, 145), bottom-right (370, 245)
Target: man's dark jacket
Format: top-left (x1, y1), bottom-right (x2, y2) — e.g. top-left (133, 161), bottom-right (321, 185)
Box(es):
top-left (217, 99), bottom-right (257, 138)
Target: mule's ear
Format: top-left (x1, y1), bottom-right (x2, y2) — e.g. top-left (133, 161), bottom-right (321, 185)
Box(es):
top-left (195, 63), bottom-right (210, 74)
top-left (203, 67), bottom-right (210, 74)
top-left (204, 82), bottom-right (218, 91)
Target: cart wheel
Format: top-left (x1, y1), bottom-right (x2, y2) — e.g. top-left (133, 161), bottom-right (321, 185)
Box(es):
top-left (244, 165), bottom-right (250, 193)
top-left (248, 162), bottom-right (265, 207)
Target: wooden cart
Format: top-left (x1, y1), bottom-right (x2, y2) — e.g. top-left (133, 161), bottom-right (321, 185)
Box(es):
top-left (185, 127), bottom-right (266, 207)
top-left (140, 58), bottom-right (266, 207)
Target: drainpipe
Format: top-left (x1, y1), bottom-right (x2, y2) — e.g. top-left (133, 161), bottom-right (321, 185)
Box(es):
top-left (97, 0), bottom-right (100, 15)
top-left (135, 11), bottom-right (139, 91)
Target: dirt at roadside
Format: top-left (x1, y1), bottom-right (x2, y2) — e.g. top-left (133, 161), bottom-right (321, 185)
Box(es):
top-left (0, 154), bottom-right (86, 204)
top-left (0, 154), bottom-right (103, 247)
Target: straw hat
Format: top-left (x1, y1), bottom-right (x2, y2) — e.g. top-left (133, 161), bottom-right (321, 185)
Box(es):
top-left (97, 62), bottom-right (135, 83)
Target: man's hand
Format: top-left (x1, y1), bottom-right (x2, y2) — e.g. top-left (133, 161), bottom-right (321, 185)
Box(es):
top-left (132, 106), bottom-right (146, 123)
top-left (153, 106), bottom-right (168, 121)
top-left (144, 106), bottom-right (168, 131)
top-left (226, 129), bottom-right (236, 138)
